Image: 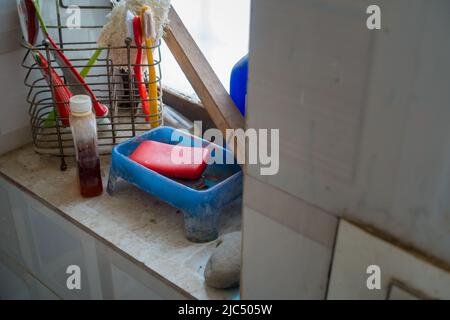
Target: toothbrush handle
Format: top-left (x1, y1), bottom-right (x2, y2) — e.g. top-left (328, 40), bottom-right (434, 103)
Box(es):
top-left (47, 36), bottom-right (109, 117)
top-left (133, 16), bottom-right (150, 122)
top-left (36, 53), bottom-right (71, 127)
top-left (80, 48), bottom-right (102, 78)
top-left (145, 39), bottom-right (160, 128)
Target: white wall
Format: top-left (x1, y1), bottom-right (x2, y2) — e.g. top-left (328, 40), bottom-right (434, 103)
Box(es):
top-left (0, 0), bottom-right (32, 155)
top-left (243, 0), bottom-right (450, 298)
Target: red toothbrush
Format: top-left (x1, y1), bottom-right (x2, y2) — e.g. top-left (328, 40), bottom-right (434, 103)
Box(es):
top-left (128, 11), bottom-right (150, 121)
top-left (33, 52), bottom-right (72, 127)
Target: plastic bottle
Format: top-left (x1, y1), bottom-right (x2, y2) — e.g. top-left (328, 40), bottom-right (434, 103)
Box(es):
top-left (69, 95), bottom-right (103, 197)
top-left (230, 54), bottom-right (248, 116)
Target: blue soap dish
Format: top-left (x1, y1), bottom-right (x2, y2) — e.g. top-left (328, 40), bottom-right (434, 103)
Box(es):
top-left (107, 126), bottom-right (243, 242)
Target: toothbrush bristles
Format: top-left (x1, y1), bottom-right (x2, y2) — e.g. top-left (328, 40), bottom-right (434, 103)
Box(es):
top-left (143, 9), bottom-right (156, 41)
top-left (126, 10), bottom-right (135, 40)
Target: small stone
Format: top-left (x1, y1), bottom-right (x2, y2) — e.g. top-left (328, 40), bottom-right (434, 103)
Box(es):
top-left (204, 231), bottom-right (241, 289)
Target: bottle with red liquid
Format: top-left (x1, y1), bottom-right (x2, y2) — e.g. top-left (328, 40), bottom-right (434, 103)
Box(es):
top-left (69, 95), bottom-right (103, 197)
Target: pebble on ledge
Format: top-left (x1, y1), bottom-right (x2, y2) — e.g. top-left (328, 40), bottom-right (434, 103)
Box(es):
top-left (204, 231), bottom-right (241, 289)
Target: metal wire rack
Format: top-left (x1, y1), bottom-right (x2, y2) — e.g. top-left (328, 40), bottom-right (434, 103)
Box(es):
top-left (21, 0), bottom-right (164, 170)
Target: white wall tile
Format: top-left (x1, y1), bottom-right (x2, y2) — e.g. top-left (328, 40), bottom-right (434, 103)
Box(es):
top-left (241, 206), bottom-right (333, 299)
top-left (0, 252), bottom-right (59, 300)
top-left (0, 175), bottom-right (190, 299)
top-left (246, 0), bottom-right (450, 265)
top-left (328, 220), bottom-right (450, 299)
top-left (0, 178), bottom-right (22, 261)
top-left (95, 240), bottom-right (189, 300)
top-left (23, 197), bottom-right (102, 299)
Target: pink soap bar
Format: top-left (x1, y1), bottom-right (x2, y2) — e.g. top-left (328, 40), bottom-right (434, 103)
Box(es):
top-left (129, 140), bottom-right (209, 180)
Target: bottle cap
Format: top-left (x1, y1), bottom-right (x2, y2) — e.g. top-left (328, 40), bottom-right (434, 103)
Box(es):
top-left (70, 95), bottom-right (92, 114)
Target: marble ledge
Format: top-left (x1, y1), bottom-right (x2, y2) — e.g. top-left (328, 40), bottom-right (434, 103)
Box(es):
top-left (0, 144), bottom-right (241, 300)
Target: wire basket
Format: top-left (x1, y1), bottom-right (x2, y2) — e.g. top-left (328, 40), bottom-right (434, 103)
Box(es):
top-left (21, 0), bottom-right (164, 170)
